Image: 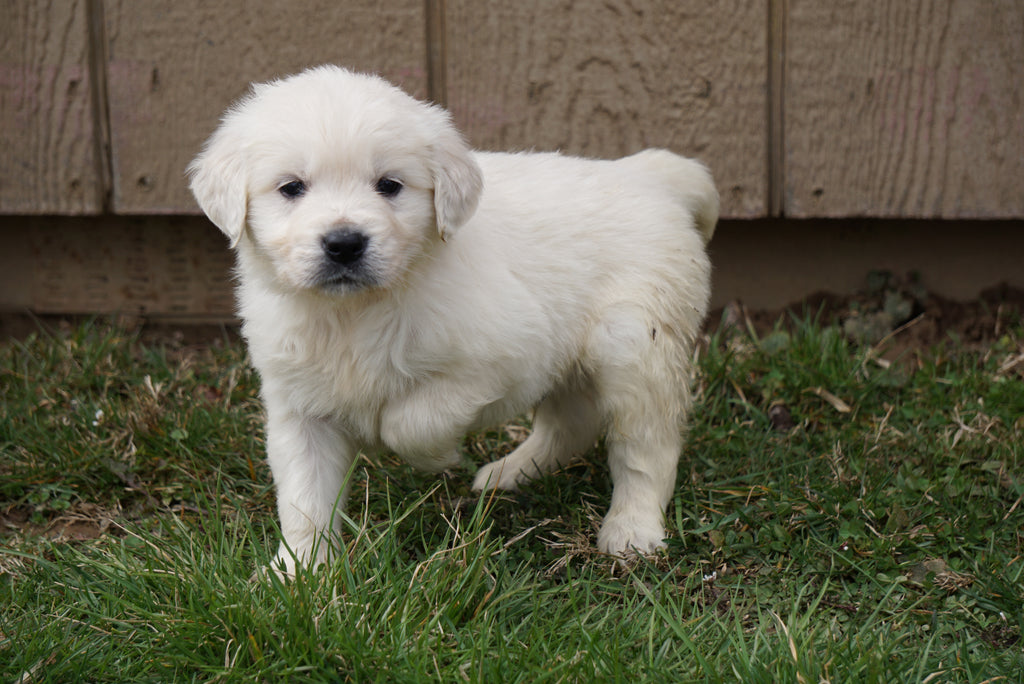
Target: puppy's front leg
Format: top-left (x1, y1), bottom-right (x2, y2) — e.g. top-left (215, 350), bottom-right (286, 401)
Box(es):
top-left (264, 399), bottom-right (354, 575)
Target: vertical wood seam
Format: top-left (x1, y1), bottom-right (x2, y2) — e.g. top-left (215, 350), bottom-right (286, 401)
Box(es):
top-left (425, 0), bottom-right (448, 107)
top-left (86, 0), bottom-right (113, 213)
top-left (768, 0), bottom-right (786, 217)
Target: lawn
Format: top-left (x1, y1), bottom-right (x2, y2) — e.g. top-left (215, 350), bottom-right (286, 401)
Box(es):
top-left (1, 310), bottom-right (1022, 682)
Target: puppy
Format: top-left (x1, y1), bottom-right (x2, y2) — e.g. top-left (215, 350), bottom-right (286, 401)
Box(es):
top-left (188, 65), bottom-right (717, 574)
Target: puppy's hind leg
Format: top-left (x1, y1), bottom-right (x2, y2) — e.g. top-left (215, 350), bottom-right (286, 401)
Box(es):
top-left (588, 309), bottom-right (694, 558)
top-left (472, 381), bottom-right (602, 492)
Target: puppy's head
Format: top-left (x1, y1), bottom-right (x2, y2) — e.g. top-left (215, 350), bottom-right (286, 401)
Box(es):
top-left (188, 65), bottom-right (482, 294)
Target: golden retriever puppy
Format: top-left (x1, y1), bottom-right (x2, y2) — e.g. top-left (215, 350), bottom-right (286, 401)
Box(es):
top-left (189, 65), bottom-right (717, 574)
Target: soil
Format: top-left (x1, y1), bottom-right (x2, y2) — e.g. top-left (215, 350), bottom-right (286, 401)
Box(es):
top-left (2, 273), bottom-right (1023, 352)
top-left (710, 276), bottom-right (1024, 354)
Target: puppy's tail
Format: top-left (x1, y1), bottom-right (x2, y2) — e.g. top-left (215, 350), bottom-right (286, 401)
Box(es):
top-left (627, 149), bottom-right (719, 243)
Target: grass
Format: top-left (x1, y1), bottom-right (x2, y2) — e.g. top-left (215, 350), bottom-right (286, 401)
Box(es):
top-left (1, 314), bottom-right (1022, 682)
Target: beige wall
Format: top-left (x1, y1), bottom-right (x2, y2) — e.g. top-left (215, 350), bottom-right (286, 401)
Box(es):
top-left (1, 1), bottom-right (1021, 315)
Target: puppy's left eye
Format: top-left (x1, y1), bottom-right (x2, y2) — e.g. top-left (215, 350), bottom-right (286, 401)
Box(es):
top-left (375, 177), bottom-right (403, 198)
top-left (279, 180), bottom-right (306, 199)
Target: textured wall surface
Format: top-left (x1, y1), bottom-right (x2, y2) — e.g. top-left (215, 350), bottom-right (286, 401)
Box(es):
top-left (1, 1), bottom-right (1021, 315)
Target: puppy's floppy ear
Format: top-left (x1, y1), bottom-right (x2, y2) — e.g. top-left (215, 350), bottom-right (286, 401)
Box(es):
top-left (187, 125), bottom-right (249, 248)
top-left (429, 118), bottom-right (483, 241)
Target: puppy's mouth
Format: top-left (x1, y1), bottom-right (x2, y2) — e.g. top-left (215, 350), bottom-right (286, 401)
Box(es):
top-left (312, 267), bottom-right (379, 293)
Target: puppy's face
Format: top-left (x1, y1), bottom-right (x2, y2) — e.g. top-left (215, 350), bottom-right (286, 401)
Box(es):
top-left (242, 107), bottom-right (438, 294)
top-left (189, 66), bottom-right (482, 295)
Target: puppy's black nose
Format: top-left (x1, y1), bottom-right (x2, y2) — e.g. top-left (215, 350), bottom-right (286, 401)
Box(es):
top-left (321, 229), bottom-right (368, 265)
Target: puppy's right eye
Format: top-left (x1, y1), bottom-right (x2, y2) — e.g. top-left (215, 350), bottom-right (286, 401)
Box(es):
top-left (279, 180), bottom-right (306, 199)
top-left (375, 177), bottom-right (403, 198)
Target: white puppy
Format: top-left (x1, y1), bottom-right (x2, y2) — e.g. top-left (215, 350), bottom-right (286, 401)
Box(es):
top-left (189, 65), bottom-right (717, 574)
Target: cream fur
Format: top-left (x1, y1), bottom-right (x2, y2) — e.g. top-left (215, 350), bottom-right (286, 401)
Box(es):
top-left (188, 65), bottom-right (718, 574)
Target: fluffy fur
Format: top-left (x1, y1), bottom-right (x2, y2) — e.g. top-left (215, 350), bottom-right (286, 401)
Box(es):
top-left (188, 65), bottom-right (718, 574)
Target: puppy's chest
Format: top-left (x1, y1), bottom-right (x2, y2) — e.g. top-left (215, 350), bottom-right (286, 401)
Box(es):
top-left (281, 342), bottom-right (403, 407)
top-left (258, 324), bottom-right (431, 432)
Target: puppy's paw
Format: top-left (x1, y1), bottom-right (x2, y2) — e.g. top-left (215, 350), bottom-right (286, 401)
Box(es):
top-left (596, 515), bottom-right (667, 559)
top-left (253, 542), bottom-right (333, 582)
top-left (472, 457), bottom-right (523, 492)
top-left (250, 551), bottom-right (297, 583)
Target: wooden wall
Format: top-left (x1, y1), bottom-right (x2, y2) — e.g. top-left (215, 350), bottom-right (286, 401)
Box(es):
top-left (785, 0), bottom-right (1024, 218)
top-left (1, 0), bottom-right (1021, 316)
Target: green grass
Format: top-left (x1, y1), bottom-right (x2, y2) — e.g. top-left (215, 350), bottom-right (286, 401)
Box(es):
top-left (1, 316), bottom-right (1022, 682)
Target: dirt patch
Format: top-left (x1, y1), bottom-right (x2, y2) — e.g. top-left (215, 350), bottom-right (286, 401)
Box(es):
top-left (1, 502), bottom-right (119, 542)
top-left (710, 273), bottom-right (1024, 353)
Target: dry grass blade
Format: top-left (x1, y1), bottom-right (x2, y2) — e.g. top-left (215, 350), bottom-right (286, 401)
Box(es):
top-left (806, 387), bottom-right (852, 414)
top-left (769, 610), bottom-right (808, 684)
top-left (997, 349), bottom-right (1024, 377)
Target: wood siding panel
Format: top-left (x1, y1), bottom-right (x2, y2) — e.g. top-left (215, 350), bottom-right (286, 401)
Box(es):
top-left (785, 0), bottom-right (1024, 218)
top-left (0, 1), bottom-right (104, 214)
top-left (25, 217), bottom-right (235, 316)
top-left (445, 0), bottom-right (769, 218)
top-left (102, 0), bottom-right (427, 214)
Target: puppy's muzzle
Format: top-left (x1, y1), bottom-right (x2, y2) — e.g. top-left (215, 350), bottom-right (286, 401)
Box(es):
top-left (322, 229), bottom-right (368, 266)
top-left (312, 227), bottom-right (378, 292)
